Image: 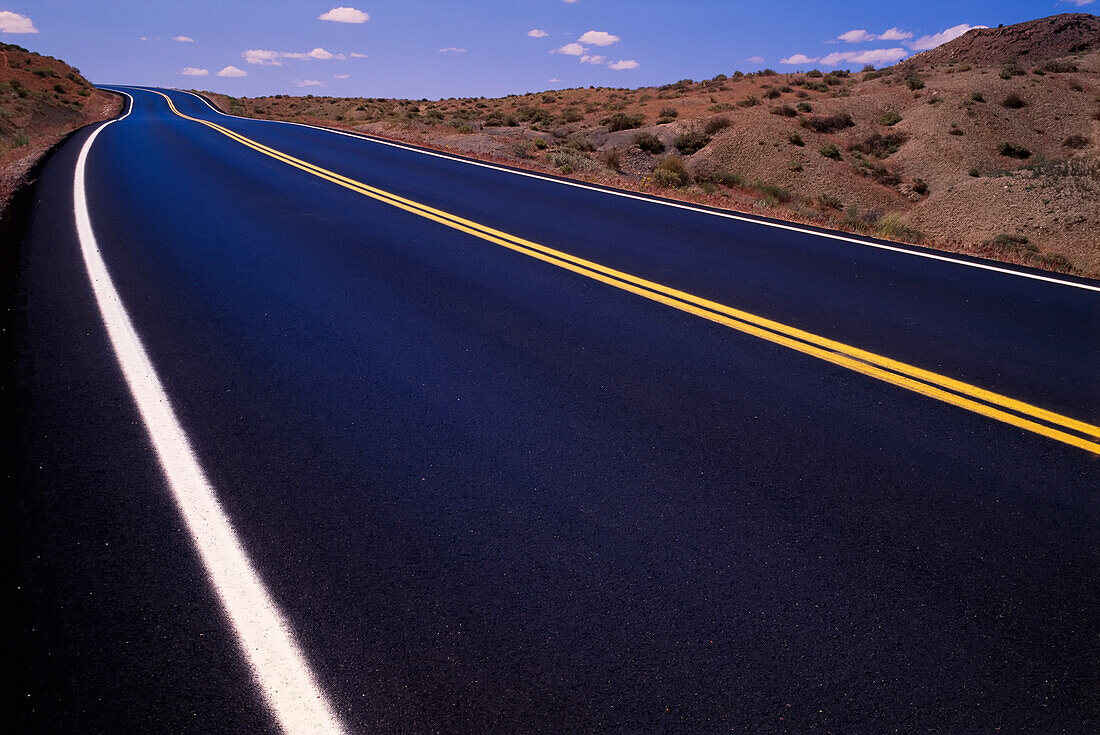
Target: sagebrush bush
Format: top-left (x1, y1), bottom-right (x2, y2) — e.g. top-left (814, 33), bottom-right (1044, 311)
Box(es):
top-left (770, 105), bottom-right (797, 117)
top-left (816, 193), bottom-right (842, 210)
top-left (797, 101), bottom-right (813, 113)
top-left (601, 112), bottom-right (645, 131)
top-left (652, 157), bottom-right (689, 187)
top-left (997, 141), bottom-right (1031, 159)
top-left (1002, 93), bottom-right (1027, 109)
top-left (906, 74), bottom-right (924, 91)
top-left (602, 148), bottom-right (621, 171)
top-left (548, 147), bottom-right (594, 174)
top-left (674, 130), bottom-right (711, 155)
top-left (818, 143), bottom-right (841, 160)
top-left (877, 212), bottom-right (922, 243)
top-left (703, 116), bottom-right (730, 135)
top-left (1062, 135), bottom-right (1090, 149)
top-left (511, 140), bottom-right (533, 159)
top-left (753, 182), bottom-right (792, 203)
top-left (848, 131), bottom-right (908, 158)
top-left (1042, 60), bottom-right (1077, 73)
top-left (788, 132), bottom-right (805, 146)
top-left (803, 112), bottom-right (854, 133)
top-left (632, 132), bottom-right (664, 153)
top-left (879, 110), bottom-right (902, 126)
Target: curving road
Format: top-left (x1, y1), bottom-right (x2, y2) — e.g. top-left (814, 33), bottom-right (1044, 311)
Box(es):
top-left (5, 86), bottom-right (1099, 734)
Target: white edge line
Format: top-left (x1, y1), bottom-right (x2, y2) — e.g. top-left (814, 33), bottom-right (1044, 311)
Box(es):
top-left (75, 90), bottom-right (346, 735)
top-left (134, 85), bottom-right (1098, 295)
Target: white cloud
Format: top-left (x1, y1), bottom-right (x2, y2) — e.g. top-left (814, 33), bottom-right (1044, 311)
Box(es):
top-left (835, 27), bottom-right (912, 44)
top-left (608, 59), bottom-right (638, 70)
top-left (779, 53), bottom-right (819, 65)
top-left (909, 23), bottom-right (986, 51)
top-left (349, 52), bottom-right (368, 58)
top-left (295, 79), bottom-right (324, 87)
top-left (243, 48), bottom-right (343, 65)
top-left (217, 65), bottom-right (248, 77)
top-left (438, 47), bottom-right (467, 53)
top-left (243, 49), bottom-right (282, 65)
top-left (563, 0), bottom-right (578, 3)
top-left (820, 47), bottom-right (908, 66)
top-left (878, 27), bottom-right (913, 41)
top-left (577, 30), bottom-right (619, 46)
top-left (555, 42), bottom-right (585, 55)
top-left (745, 55), bottom-right (764, 64)
top-left (318, 7), bottom-right (369, 23)
top-left (334, 73), bottom-right (350, 79)
top-left (527, 29), bottom-right (548, 38)
top-left (580, 54), bottom-right (606, 64)
top-left (1059, 0), bottom-right (1094, 5)
top-left (181, 67), bottom-right (209, 76)
top-left (548, 78), bottom-right (561, 82)
top-left (837, 29), bottom-right (874, 43)
top-left (173, 35), bottom-right (194, 43)
top-left (0, 11), bottom-right (38, 33)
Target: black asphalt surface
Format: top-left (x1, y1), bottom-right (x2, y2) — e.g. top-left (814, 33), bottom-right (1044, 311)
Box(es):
top-left (5, 87), bottom-right (1098, 733)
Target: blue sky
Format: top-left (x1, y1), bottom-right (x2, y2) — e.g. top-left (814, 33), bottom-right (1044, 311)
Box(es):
top-left (1, 1), bottom-right (1092, 99)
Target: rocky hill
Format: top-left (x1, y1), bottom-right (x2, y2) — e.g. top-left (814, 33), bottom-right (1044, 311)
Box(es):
top-left (0, 43), bottom-right (121, 214)
top-left (911, 13), bottom-right (1099, 66)
top-left (204, 13), bottom-right (1096, 276)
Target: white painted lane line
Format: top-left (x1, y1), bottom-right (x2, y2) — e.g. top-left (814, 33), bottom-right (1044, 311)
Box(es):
top-left (74, 92), bottom-right (346, 735)
top-left (159, 86), bottom-right (1099, 294)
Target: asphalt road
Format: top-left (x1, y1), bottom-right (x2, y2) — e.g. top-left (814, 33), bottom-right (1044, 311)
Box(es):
top-left (5, 86), bottom-right (1098, 734)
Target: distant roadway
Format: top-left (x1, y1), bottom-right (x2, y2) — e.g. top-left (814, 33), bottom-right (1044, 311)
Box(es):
top-left (6, 86), bottom-right (1098, 733)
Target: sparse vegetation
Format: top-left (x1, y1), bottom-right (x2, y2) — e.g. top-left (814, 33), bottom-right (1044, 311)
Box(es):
top-left (1001, 93), bottom-right (1027, 109)
top-left (548, 147), bottom-right (594, 174)
top-left (703, 116), bottom-right (731, 135)
top-left (816, 193), bottom-right (842, 210)
top-left (879, 110), bottom-right (902, 126)
top-left (803, 112), bottom-right (854, 134)
top-left (971, 91), bottom-right (985, 103)
top-left (652, 156), bottom-right (689, 187)
top-left (906, 74), bottom-right (925, 91)
top-left (600, 112), bottom-right (644, 131)
top-left (876, 212), bottom-right (923, 243)
top-left (819, 143), bottom-right (841, 160)
top-left (673, 130), bottom-right (711, 155)
top-left (1042, 60), bottom-right (1078, 73)
top-left (848, 131), bottom-right (907, 158)
top-left (753, 181), bottom-right (792, 203)
top-left (788, 132), bottom-right (804, 146)
top-left (997, 141), bottom-right (1032, 159)
top-left (1062, 135), bottom-right (1089, 149)
top-left (632, 132), bottom-right (665, 154)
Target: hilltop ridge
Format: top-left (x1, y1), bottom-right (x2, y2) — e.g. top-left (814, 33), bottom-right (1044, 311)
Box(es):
top-left (0, 43), bottom-right (121, 214)
top-left (910, 13), bottom-right (1099, 66)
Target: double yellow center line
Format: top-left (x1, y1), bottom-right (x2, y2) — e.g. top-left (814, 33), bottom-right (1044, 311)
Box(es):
top-left (147, 90), bottom-right (1100, 454)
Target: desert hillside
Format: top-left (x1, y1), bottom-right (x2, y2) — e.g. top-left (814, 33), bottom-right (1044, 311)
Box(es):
top-left (0, 43), bottom-right (121, 213)
top-left (207, 13), bottom-right (1099, 276)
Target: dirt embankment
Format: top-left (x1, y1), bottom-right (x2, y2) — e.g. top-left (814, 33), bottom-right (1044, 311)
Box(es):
top-left (206, 13), bottom-right (1100, 276)
top-left (0, 43), bottom-right (122, 217)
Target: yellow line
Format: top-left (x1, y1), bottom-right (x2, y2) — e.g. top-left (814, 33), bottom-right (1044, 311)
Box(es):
top-left (146, 90), bottom-right (1100, 455)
